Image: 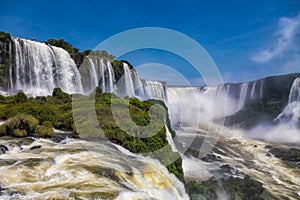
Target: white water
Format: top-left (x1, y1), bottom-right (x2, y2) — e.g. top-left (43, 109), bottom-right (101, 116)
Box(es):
top-left (12, 38), bottom-right (83, 97)
top-left (166, 86), bottom-right (245, 128)
top-left (141, 80), bottom-right (167, 101)
top-left (0, 138), bottom-right (188, 200)
top-left (236, 83), bottom-right (249, 111)
top-left (85, 58), bottom-right (115, 93)
top-left (250, 80), bottom-right (264, 100)
top-left (122, 63), bottom-right (135, 97)
top-left (2, 38), bottom-right (167, 100)
top-left (249, 77), bottom-right (300, 143)
top-left (288, 77), bottom-right (300, 103)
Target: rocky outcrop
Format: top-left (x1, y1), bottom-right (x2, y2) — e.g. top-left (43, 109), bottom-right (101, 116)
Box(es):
top-left (225, 73), bottom-right (300, 129)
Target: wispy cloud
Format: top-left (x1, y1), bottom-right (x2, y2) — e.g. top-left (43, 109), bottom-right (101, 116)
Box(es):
top-left (252, 13), bottom-right (300, 64)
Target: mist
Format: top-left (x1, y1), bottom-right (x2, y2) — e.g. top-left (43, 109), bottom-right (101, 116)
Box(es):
top-left (247, 102), bottom-right (300, 144)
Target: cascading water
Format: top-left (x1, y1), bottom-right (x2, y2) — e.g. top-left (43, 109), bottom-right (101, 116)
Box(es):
top-left (275, 78), bottom-right (300, 124)
top-left (0, 37), bottom-right (169, 100)
top-left (122, 63), bottom-right (135, 97)
top-left (142, 80), bottom-right (167, 101)
top-left (0, 138), bottom-right (189, 199)
top-left (288, 77), bottom-right (300, 103)
top-left (236, 83), bottom-right (249, 111)
top-left (87, 57), bottom-right (99, 91)
top-left (106, 60), bottom-right (115, 93)
top-left (11, 38), bottom-right (82, 96)
top-left (250, 81), bottom-right (257, 99)
top-left (80, 58), bottom-right (116, 94)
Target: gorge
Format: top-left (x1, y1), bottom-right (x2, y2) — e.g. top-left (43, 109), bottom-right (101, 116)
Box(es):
top-left (0, 32), bottom-right (300, 200)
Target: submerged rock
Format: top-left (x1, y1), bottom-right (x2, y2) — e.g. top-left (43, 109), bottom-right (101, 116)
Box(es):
top-left (0, 144), bottom-right (8, 154)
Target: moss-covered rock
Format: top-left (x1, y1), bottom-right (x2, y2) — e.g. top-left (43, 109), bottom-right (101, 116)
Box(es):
top-left (5, 114), bottom-right (39, 136)
top-left (35, 125), bottom-right (55, 138)
top-left (12, 128), bottom-right (27, 137)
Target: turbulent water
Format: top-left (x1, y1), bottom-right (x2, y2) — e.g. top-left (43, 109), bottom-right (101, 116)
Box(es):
top-left (0, 137), bottom-right (188, 200)
top-left (177, 125), bottom-right (300, 199)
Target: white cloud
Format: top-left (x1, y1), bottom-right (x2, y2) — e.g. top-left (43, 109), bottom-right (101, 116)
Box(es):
top-left (252, 13), bottom-right (300, 63)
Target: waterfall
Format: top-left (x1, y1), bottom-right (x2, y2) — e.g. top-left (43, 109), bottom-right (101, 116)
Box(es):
top-left (250, 81), bottom-right (257, 99)
top-left (288, 77), bottom-right (300, 103)
top-left (106, 60), bottom-right (115, 93)
top-left (236, 83), bottom-right (249, 111)
top-left (141, 80), bottom-right (167, 101)
top-left (87, 58), bottom-right (98, 91)
top-left (11, 38), bottom-right (82, 97)
top-left (275, 77), bottom-right (300, 123)
top-left (123, 63), bottom-right (135, 97)
top-left (132, 70), bottom-right (144, 97)
top-left (1, 37), bottom-right (167, 101)
top-left (51, 46), bottom-right (83, 94)
top-left (8, 41), bottom-right (13, 90)
top-left (260, 80), bottom-right (264, 99)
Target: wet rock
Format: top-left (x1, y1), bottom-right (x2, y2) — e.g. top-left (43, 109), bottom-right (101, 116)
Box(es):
top-left (265, 152), bottom-right (272, 157)
top-left (0, 144), bottom-right (8, 154)
top-left (30, 145), bottom-right (42, 150)
top-left (186, 175), bottom-right (265, 200)
top-left (268, 147), bottom-right (300, 163)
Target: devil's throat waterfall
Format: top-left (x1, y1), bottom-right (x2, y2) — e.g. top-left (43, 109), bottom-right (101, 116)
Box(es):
top-left (0, 36), bottom-right (300, 199)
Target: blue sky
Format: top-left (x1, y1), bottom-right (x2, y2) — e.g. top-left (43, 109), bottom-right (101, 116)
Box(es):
top-left (1, 0), bottom-right (300, 85)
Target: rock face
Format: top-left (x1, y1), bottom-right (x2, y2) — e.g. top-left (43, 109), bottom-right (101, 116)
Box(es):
top-left (267, 146), bottom-right (300, 163)
top-left (225, 73), bottom-right (300, 129)
top-left (0, 32), bottom-right (13, 92)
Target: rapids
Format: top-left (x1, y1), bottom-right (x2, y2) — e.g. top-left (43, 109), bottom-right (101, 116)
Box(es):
top-left (0, 138), bottom-right (188, 200)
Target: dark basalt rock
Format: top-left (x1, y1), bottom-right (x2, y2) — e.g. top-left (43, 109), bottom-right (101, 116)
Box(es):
top-left (30, 145), bottom-right (42, 150)
top-left (268, 147), bottom-right (300, 163)
top-left (225, 73), bottom-right (300, 129)
top-left (186, 175), bottom-right (265, 200)
top-left (0, 144), bottom-right (8, 154)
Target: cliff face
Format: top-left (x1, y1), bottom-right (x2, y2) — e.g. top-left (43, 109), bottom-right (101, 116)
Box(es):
top-left (225, 73), bottom-right (300, 129)
top-left (0, 32), bottom-right (13, 91)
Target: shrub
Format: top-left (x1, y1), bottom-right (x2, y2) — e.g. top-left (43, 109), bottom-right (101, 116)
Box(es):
top-left (52, 88), bottom-right (71, 100)
top-left (14, 91), bottom-right (28, 103)
top-left (42, 121), bottom-right (53, 128)
top-left (35, 125), bottom-right (55, 138)
top-left (0, 124), bottom-right (6, 136)
top-left (12, 129), bottom-right (27, 137)
top-left (6, 114), bottom-right (39, 136)
top-left (0, 95), bottom-right (6, 103)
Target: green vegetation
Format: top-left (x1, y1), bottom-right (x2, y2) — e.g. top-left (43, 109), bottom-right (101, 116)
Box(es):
top-left (0, 31), bottom-right (13, 90)
top-left (46, 39), bottom-right (80, 58)
top-left (46, 39), bottom-right (115, 68)
top-left (14, 91), bottom-right (28, 103)
top-left (0, 88), bottom-right (184, 181)
top-left (111, 60), bottom-right (135, 82)
top-left (4, 114), bottom-right (39, 137)
top-left (36, 124), bottom-right (55, 138)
